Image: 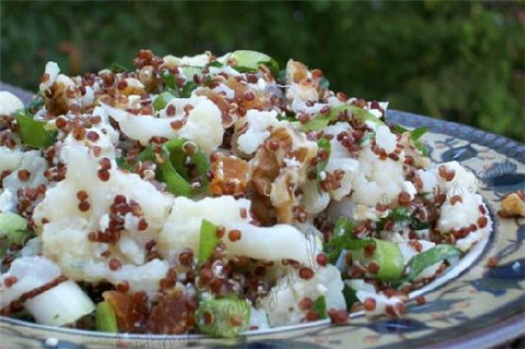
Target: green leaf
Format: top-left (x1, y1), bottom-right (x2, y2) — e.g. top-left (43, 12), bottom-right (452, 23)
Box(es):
top-left (411, 126), bottom-right (428, 140)
top-left (196, 297), bottom-right (251, 338)
top-left (209, 61), bottom-right (224, 68)
top-left (342, 283), bottom-right (359, 307)
top-left (15, 110), bottom-right (57, 148)
top-left (198, 220), bottom-right (220, 265)
top-left (405, 245), bottom-right (460, 282)
top-left (312, 296), bottom-right (328, 319)
top-left (301, 105), bottom-right (384, 132)
top-left (378, 206), bottom-right (429, 231)
top-left (180, 81), bottom-right (199, 98)
top-left (161, 71), bottom-right (180, 97)
top-left (224, 50), bottom-right (280, 77)
top-left (95, 301), bottom-right (118, 333)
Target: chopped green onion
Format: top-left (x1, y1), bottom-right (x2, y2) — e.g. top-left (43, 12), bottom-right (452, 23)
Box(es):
top-left (301, 105), bottom-right (384, 133)
top-left (0, 212), bottom-right (30, 258)
top-left (349, 239), bottom-right (405, 281)
top-left (196, 297), bottom-right (251, 338)
top-left (159, 138), bottom-right (211, 197)
top-left (404, 245), bottom-right (460, 282)
top-left (198, 220), bottom-right (220, 265)
top-left (158, 159), bottom-right (194, 197)
top-left (312, 296), bottom-right (328, 319)
top-left (95, 301), bottom-right (118, 333)
top-left (15, 110), bottom-right (56, 148)
top-left (153, 91), bottom-right (177, 111)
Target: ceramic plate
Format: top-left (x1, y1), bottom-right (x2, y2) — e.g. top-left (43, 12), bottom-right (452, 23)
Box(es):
top-left (0, 84), bottom-right (524, 348)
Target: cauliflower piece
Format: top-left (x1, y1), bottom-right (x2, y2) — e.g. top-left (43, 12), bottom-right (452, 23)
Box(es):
top-left (227, 223), bottom-right (319, 264)
top-left (163, 52), bottom-right (211, 68)
top-left (159, 196), bottom-right (251, 260)
top-left (351, 146), bottom-right (405, 206)
top-left (235, 109), bottom-right (282, 156)
top-left (83, 259), bottom-right (169, 298)
top-left (375, 125), bottom-right (397, 154)
top-left (258, 265), bottom-right (346, 327)
top-left (159, 195), bottom-right (318, 264)
top-left (33, 146), bottom-right (173, 286)
top-left (324, 123), bottom-right (360, 200)
top-left (0, 256), bottom-right (61, 309)
top-left (0, 91), bottom-right (24, 115)
top-left (3, 150), bottom-right (48, 194)
top-left (437, 192), bottom-right (483, 233)
top-left (0, 146), bottom-right (23, 173)
top-left (300, 179), bottom-right (331, 216)
top-left (39, 62), bottom-right (60, 91)
top-left (0, 189), bottom-right (16, 212)
top-left (103, 98), bottom-right (223, 153)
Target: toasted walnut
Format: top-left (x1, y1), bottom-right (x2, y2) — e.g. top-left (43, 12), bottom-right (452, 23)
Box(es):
top-left (249, 126), bottom-right (317, 224)
top-left (44, 81), bottom-right (71, 115)
top-left (209, 153), bottom-right (250, 196)
top-left (498, 190), bottom-right (525, 218)
top-left (286, 59), bottom-right (309, 84)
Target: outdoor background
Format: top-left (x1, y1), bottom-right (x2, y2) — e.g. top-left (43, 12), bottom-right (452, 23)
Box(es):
top-left (1, 0), bottom-right (523, 141)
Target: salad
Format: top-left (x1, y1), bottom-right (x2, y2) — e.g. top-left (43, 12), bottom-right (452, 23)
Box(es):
top-left (0, 50), bottom-right (493, 337)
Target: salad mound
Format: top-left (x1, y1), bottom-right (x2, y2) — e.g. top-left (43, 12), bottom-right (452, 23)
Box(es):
top-left (0, 50), bottom-right (492, 336)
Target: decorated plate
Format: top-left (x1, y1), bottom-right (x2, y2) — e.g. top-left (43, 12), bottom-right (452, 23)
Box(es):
top-left (0, 84), bottom-right (524, 349)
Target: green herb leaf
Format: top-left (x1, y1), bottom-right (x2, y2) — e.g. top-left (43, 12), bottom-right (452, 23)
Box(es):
top-left (342, 283), bottom-right (359, 307)
top-left (15, 110), bottom-right (57, 148)
top-left (198, 220), bottom-right (220, 265)
top-left (224, 50), bottom-right (280, 78)
top-left (405, 245), bottom-right (460, 282)
top-left (312, 296), bottom-right (328, 319)
top-left (180, 81), bottom-right (199, 98)
top-left (209, 61), bottom-right (224, 68)
top-left (324, 217), bottom-right (376, 264)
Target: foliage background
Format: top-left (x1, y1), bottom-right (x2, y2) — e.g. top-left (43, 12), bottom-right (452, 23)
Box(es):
top-left (0, 0), bottom-right (523, 141)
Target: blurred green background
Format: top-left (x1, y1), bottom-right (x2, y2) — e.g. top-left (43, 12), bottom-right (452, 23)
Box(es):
top-left (1, 0), bottom-right (523, 141)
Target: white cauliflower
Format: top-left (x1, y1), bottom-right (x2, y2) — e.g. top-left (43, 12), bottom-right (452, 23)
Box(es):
top-left (258, 265), bottom-right (346, 327)
top-left (33, 146), bottom-right (173, 289)
top-left (103, 98), bottom-right (223, 153)
top-left (0, 91), bottom-right (24, 115)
